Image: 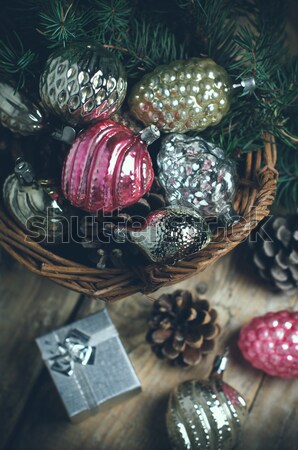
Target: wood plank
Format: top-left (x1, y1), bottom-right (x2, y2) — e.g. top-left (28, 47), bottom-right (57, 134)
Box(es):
top-left (6, 249), bottom-right (297, 450)
top-left (0, 257), bottom-right (81, 449)
top-left (240, 377), bottom-right (298, 450)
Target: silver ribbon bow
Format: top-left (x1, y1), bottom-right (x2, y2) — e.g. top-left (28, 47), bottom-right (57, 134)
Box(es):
top-left (48, 329), bottom-right (96, 376)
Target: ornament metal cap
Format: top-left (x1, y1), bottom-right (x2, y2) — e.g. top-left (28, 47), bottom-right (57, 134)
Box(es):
top-left (139, 125), bottom-right (160, 145)
top-left (233, 74), bottom-right (256, 96)
top-left (14, 157), bottom-right (35, 186)
top-left (52, 126), bottom-right (76, 145)
top-left (210, 347), bottom-right (229, 378)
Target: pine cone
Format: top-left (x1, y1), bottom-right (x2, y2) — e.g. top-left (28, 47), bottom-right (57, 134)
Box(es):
top-left (249, 215), bottom-right (298, 296)
top-left (146, 290), bottom-right (220, 367)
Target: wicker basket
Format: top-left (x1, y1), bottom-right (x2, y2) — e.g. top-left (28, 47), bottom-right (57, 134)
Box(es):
top-left (0, 133), bottom-right (277, 301)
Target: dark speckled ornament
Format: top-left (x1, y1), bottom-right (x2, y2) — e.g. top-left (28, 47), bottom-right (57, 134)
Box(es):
top-left (115, 206), bottom-right (211, 265)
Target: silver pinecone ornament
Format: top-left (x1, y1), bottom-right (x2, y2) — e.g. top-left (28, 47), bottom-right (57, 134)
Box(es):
top-left (0, 82), bottom-right (46, 135)
top-left (157, 134), bottom-right (238, 225)
top-left (39, 43), bottom-right (127, 126)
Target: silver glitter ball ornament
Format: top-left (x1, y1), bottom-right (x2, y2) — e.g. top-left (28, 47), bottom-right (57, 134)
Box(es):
top-left (166, 352), bottom-right (247, 450)
top-left (115, 206), bottom-right (211, 265)
top-left (0, 82), bottom-right (46, 135)
top-left (39, 43), bottom-right (127, 126)
top-left (157, 134), bottom-right (238, 225)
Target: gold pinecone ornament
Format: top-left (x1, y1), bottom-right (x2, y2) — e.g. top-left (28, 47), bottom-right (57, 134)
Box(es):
top-left (147, 290), bottom-right (220, 367)
top-left (129, 58), bottom-right (232, 133)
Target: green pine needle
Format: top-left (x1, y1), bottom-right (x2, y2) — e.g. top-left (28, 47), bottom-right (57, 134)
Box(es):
top-left (37, 1), bottom-right (95, 48)
top-left (0, 32), bottom-right (37, 89)
top-left (93, 0), bottom-right (133, 36)
top-left (124, 19), bottom-right (187, 78)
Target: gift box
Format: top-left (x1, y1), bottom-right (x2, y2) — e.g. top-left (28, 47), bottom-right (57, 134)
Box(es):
top-left (36, 309), bottom-right (141, 422)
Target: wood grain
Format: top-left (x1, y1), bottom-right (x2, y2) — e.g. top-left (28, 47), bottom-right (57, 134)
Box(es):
top-left (0, 257), bottom-right (81, 449)
top-left (240, 377), bottom-right (298, 450)
top-left (3, 248), bottom-right (297, 450)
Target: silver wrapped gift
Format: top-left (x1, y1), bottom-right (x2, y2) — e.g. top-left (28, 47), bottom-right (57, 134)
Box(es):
top-left (36, 309), bottom-right (141, 422)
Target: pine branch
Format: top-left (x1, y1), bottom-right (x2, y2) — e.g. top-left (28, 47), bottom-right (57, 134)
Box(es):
top-left (36, 1), bottom-right (95, 48)
top-left (175, 0), bottom-right (249, 65)
top-left (96, 16), bottom-right (187, 80)
top-left (90, 0), bottom-right (135, 70)
top-left (191, 0), bottom-right (298, 153)
top-left (0, 0), bottom-right (297, 212)
top-left (0, 32), bottom-right (37, 89)
top-left (92, 0), bottom-right (133, 36)
top-left (124, 19), bottom-right (187, 79)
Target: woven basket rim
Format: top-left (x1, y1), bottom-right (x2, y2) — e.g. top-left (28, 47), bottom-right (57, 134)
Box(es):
top-left (0, 133), bottom-right (278, 301)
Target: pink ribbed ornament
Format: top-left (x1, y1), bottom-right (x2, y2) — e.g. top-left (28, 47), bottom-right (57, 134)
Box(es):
top-left (238, 310), bottom-right (298, 378)
top-left (61, 120), bottom-right (159, 213)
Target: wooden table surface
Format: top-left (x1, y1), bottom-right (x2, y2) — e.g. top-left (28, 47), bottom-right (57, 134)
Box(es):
top-left (1, 246), bottom-right (298, 450)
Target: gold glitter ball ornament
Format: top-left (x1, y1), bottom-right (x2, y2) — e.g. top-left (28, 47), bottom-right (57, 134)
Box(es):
top-left (39, 43), bottom-right (127, 127)
top-left (129, 58), bottom-right (232, 133)
top-left (166, 351), bottom-right (247, 450)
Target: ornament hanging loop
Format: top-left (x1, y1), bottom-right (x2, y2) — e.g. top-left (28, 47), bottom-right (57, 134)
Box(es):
top-left (209, 347), bottom-right (229, 379)
top-left (14, 157), bottom-right (35, 186)
top-left (139, 125), bottom-right (160, 145)
top-left (51, 126), bottom-right (76, 145)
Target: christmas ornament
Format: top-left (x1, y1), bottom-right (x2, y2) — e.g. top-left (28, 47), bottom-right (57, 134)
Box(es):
top-left (0, 82), bottom-right (46, 135)
top-left (114, 206), bottom-right (211, 265)
top-left (3, 159), bottom-right (72, 244)
top-left (249, 215), bottom-right (298, 296)
top-left (157, 134), bottom-right (238, 225)
top-left (61, 120), bottom-right (159, 213)
top-left (39, 43), bottom-right (127, 126)
top-left (129, 57), bottom-right (255, 133)
top-left (146, 289), bottom-right (220, 366)
top-left (239, 310), bottom-right (298, 378)
top-left (166, 351), bottom-right (247, 450)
